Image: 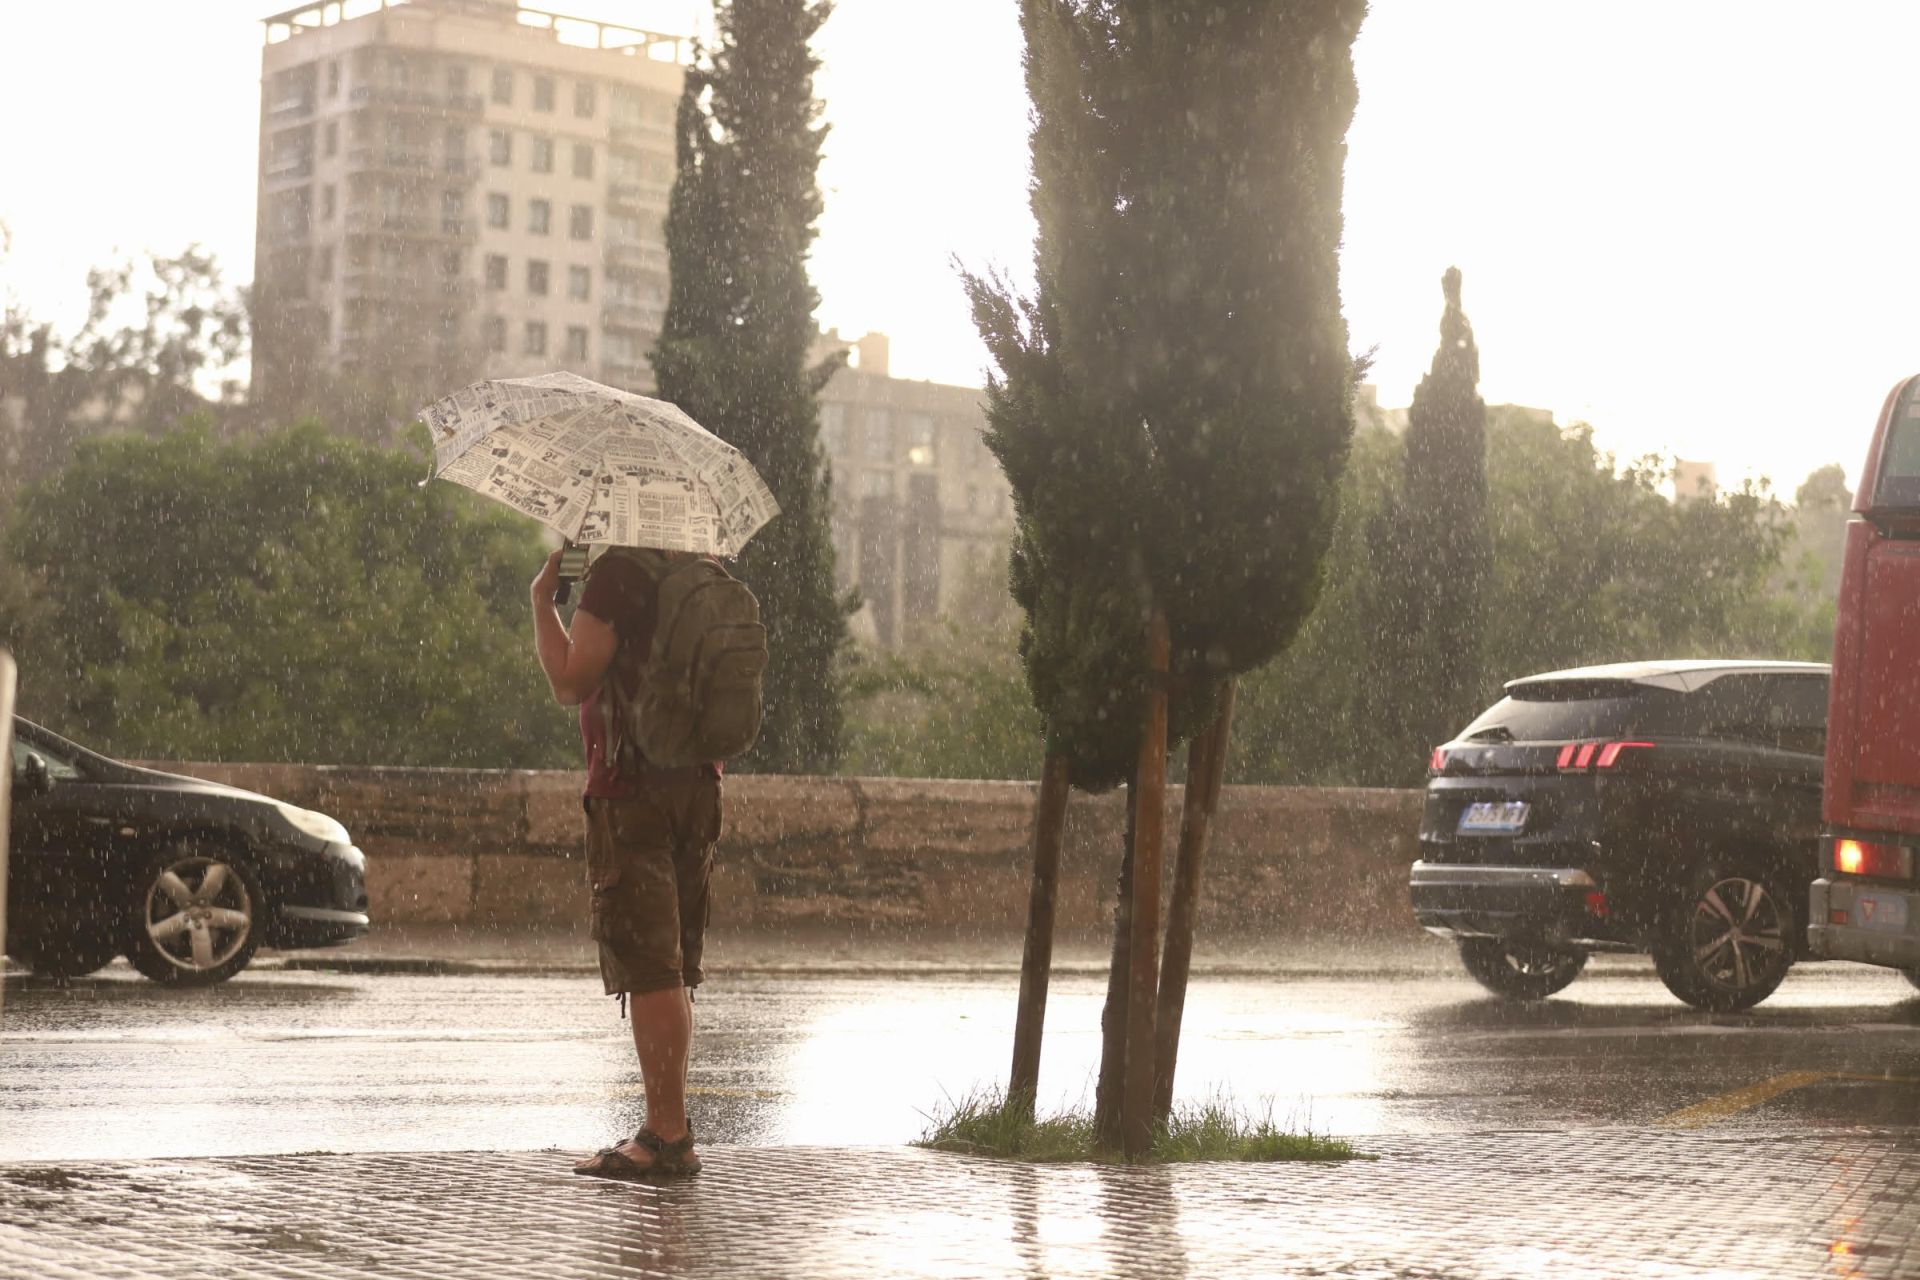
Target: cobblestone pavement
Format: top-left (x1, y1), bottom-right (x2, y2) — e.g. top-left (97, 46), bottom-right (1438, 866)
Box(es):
top-left (0, 1129), bottom-right (1913, 1280)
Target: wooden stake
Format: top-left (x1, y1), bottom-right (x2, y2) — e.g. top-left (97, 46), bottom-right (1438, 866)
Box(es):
top-left (1121, 608), bottom-right (1171, 1157)
top-left (1153, 678), bottom-right (1236, 1123)
top-left (1008, 750), bottom-right (1072, 1116)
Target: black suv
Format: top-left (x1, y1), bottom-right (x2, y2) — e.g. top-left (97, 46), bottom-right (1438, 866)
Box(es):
top-left (8, 716), bottom-right (369, 985)
top-left (1409, 660), bottom-right (1829, 1011)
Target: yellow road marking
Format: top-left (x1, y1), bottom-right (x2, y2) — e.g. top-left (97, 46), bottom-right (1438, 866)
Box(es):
top-left (1655, 1070), bottom-right (1920, 1130)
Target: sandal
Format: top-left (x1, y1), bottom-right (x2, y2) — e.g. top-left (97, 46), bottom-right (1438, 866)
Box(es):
top-left (573, 1125), bottom-right (701, 1182)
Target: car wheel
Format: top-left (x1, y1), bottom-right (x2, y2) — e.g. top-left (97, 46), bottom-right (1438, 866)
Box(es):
top-left (7, 926), bottom-right (120, 980)
top-left (124, 844), bottom-right (263, 986)
top-left (1456, 937), bottom-right (1588, 1000)
top-left (1651, 863), bottom-right (1793, 1012)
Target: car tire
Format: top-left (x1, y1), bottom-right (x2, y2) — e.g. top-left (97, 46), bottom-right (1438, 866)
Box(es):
top-left (1456, 937), bottom-right (1588, 1000)
top-left (124, 843), bottom-right (264, 987)
top-left (7, 927), bottom-right (120, 980)
top-left (1651, 862), bottom-right (1793, 1012)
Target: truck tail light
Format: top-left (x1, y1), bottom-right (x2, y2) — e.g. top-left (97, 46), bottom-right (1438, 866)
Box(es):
top-left (1832, 838), bottom-right (1914, 880)
top-left (1557, 741), bottom-right (1655, 772)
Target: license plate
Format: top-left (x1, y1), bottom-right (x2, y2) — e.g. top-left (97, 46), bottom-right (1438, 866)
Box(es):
top-left (1457, 800), bottom-right (1530, 836)
top-left (1856, 892), bottom-right (1911, 931)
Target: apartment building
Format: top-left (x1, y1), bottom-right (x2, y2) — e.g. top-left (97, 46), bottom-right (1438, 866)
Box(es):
top-left (816, 332), bottom-right (1016, 649)
top-left (251, 0), bottom-right (683, 411)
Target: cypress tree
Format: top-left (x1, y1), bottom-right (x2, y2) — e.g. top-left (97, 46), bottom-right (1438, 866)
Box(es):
top-left (1389, 267), bottom-right (1491, 758)
top-left (651, 0), bottom-right (847, 774)
top-left (968, 0), bottom-right (1365, 1144)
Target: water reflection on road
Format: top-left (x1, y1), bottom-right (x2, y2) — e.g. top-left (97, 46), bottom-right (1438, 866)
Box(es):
top-left (1, 958), bottom-right (1914, 1161)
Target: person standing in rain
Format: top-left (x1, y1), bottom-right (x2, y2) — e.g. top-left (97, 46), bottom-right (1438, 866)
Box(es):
top-left (530, 544), bottom-right (720, 1181)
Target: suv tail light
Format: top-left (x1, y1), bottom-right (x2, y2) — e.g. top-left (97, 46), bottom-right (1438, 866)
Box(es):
top-left (1557, 741), bottom-right (1655, 772)
top-left (1429, 747), bottom-right (1449, 775)
top-left (1832, 838), bottom-right (1914, 880)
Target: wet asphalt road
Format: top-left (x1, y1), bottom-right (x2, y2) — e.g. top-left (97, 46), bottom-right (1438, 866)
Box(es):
top-left (1, 957), bottom-right (1916, 1162)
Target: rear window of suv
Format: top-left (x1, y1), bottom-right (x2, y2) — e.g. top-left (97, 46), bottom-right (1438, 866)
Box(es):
top-left (1874, 377), bottom-right (1920, 508)
top-left (1459, 680), bottom-right (1685, 742)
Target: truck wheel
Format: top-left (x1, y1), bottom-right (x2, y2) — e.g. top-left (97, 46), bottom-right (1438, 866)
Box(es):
top-left (1651, 862), bottom-right (1792, 1011)
top-left (125, 844), bottom-right (263, 986)
top-left (1457, 937), bottom-right (1587, 1000)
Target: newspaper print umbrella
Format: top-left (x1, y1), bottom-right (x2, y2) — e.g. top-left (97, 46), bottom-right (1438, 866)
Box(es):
top-left (418, 371), bottom-right (779, 556)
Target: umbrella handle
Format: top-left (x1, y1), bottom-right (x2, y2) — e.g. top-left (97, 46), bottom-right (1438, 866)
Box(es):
top-left (554, 541), bottom-right (589, 606)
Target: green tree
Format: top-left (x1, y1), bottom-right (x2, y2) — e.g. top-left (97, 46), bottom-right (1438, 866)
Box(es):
top-left (1377, 267), bottom-right (1491, 756)
top-left (6, 423), bottom-right (572, 769)
top-left (651, 0), bottom-right (848, 774)
top-left (968, 0), bottom-right (1365, 1150)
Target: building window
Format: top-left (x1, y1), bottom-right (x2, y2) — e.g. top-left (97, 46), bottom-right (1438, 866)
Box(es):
top-left (567, 265), bottom-right (591, 300)
top-left (485, 315), bottom-right (506, 353)
top-left (485, 254), bottom-right (508, 290)
top-left (445, 63), bottom-right (468, 96)
top-left (326, 59), bottom-right (340, 98)
top-left (441, 248), bottom-right (463, 277)
top-left (568, 205), bottom-right (593, 240)
top-left (864, 411), bottom-right (891, 460)
top-left (486, 192), bottom-right (509, 228)
top-left (488, 128), bottom-right (511, 166)
top-left (490, 66), bottom-right (512, 104)
top-left (533, 75), bottom-right (555, 111)
top-left (572, 143), bottom-right (594, 180)
top-left (527, 259), bottom-right (550, 295)
top-left (318, 245), bottom-right (334, 280)
top-left (605, 329), bottom-right (640, 364)
top-left (528, 198), bottom-right (551, 235)
top-left (574, 81), bottom-right (596, 118)
top-left (443, 124), bottom-right (465, 168)
top-left (320, 184), bottom-right (336, 220)
top-left (565, 326), bottom-right (589, 362)
top-left (531, 136), bottom-right (554, 174)
top-left (323, 120), bottom-right (338, 156)
top-left (861, 470), bottom-right (894, 499)
top-left (525, 320), bottom-right (548, 355)
top-left (906, 415), bottom-right (937, 467)
top-left (441, 189), bottom-right (464, 233)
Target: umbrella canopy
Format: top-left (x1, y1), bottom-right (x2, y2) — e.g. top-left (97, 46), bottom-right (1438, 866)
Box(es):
top-left (419, 371), bottom-right (779, 556)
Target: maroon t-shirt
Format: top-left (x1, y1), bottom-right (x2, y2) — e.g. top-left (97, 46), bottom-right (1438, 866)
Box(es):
top-left (575, 553), bottom-right (722, 798)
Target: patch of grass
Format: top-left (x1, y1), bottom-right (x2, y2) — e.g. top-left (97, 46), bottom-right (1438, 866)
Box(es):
top-left (915, 1089), bottom-right (1360, 1165)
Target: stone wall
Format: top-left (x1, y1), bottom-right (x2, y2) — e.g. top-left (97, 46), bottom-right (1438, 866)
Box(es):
top-left (147, 764), bottom-right (1427, 939)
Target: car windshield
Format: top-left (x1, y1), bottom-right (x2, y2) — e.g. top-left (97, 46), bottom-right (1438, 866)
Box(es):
top-left (1458, 680), bottom-right (1685, 742)
top-left (1875, 377), bottom-right (1920, 509)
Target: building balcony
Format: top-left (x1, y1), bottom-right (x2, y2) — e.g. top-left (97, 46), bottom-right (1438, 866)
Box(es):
top-left (342, 209), bottom-right (475, 240)
top-left (604, 240), bottom-right (669, 274)
top-left (341, 269), bottom-right (477, 305)
top-left (345, 146), bottom-right (482, 184)
top-left (264, 153), bottom-right (315, 182)
top-left (349, 85), bottom-right (485, 115)
top-left (602, 300), bottom-right (665, 333)
top-left (607, 180), bottom-right (672, 214)
top-left (266, 93), bottom-right (314, 119)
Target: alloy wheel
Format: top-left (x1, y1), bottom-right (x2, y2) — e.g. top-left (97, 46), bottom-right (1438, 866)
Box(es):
top-left (141, 856), bottom-right (255, 975)
top-left (1688, 875), bottom-right (1786, 994)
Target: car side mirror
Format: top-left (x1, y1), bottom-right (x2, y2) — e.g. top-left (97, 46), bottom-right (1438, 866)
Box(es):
top-left (16, 751), bottom-right (52, 799)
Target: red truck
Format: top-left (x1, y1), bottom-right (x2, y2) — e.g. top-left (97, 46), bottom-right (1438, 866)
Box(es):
top-left (1812, 375), bottom-right (1920, 986)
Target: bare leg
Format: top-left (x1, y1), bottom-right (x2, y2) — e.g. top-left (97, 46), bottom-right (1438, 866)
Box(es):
top-left (577, 985), bottom-right (697, 1173)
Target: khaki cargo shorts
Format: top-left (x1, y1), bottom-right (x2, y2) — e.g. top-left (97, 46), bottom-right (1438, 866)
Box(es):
top-left (583, 776), bottom-right (721, 996)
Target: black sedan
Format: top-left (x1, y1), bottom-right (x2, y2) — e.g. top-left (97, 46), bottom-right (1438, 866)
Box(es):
top-left (6, 717), bottom-right (368, 984)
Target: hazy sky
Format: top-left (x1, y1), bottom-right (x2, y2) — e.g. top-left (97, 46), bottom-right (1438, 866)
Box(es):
top-left (4, 1), bottom-right (1917, 496)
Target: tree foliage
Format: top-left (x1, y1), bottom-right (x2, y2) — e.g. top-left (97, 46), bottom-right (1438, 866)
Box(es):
top-left (4, 424), bottom-right (572, 769)
top-left (1, 245), bottom-right (248, 519)
top-left (651, 0), bottom-right (848, 774)
top-left (1375, 267), bottom-right (1491, 755)
top-left (966, 0), bottom-right (1367, 792)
